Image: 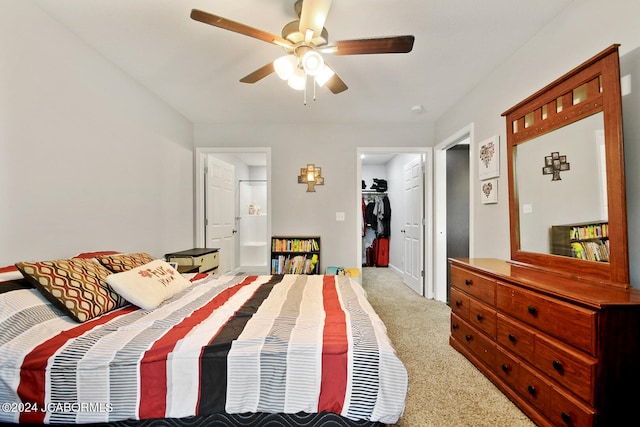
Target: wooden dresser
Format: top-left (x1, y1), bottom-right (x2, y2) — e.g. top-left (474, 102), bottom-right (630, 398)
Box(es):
top-left (449, 258), bottom-right (640, 426)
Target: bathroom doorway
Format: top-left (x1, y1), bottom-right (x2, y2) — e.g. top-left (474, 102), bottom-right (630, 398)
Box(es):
top-left (195, 147), bottom-right (271, 274)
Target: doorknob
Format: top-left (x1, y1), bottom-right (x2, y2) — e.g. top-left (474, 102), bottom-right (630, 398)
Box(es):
top-left (232, 229), bottom-right (238, 234)
top-left (400, 229), bottom-right (406, 233)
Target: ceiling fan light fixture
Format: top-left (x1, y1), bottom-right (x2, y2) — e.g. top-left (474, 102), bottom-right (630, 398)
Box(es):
top-left (302, 50), bottom-right (324, 76)
top-left (288, 68), bottom-right (307, 90)
top-left (314, 64), bottom-right (335, 87)
top-left (274, 55), bottom-right (297, 80)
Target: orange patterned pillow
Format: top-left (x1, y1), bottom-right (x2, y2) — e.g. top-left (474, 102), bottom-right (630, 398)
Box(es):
top-left (97, 252), bottom-right (155, 273)
top-left (15, 258), bottom-right (128, 322)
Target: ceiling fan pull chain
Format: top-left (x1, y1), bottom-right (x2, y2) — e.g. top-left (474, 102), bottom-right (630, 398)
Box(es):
top-left (313, 77), bottom-right (317, 102)
top-left (304, 80), bottom-right (307, 105)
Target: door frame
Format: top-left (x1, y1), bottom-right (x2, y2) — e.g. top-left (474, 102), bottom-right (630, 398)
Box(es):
top-left (356, 147), bottom-right (432, 297)
top-left (195, 147), bottom-right (272, 272)
top-left (434, 123), bottom-right (475, 303)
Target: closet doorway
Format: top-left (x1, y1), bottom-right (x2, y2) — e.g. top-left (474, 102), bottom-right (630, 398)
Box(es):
top-left (195, 147), bottom-right (271, 274)
top-left (357, 147), bottom-right (432, 297)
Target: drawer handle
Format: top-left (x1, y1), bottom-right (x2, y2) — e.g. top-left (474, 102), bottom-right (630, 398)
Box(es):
top-left (476, 314), bottom-right (483, 321)
top-left (501, 364), bottom-right (510, 373)
top-left (527, 385), bottom-right (536, 396)
top-left (465, 279), bottom-right (473, 286)
top-left (553, 359), bottom-right (564, 373)
top-left (455, 300), bottom-right (462, 307)
top-left (465, 334), bottom-right (473, 342)
top-left (561, 411), bottom-right (572, 424)
top-left (508, 333), bottom-right (517, 343)
top-left (527, 305), bottom-right (538, 316)
top-left (452, 323), bottom-right (459, 330)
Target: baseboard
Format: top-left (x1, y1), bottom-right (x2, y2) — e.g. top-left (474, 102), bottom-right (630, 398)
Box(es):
top-left (389, 264), bottom-right (402, 276)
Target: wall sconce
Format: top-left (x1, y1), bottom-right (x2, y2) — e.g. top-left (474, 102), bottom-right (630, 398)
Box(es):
top-left (298, 164), bottom-right (324, 192)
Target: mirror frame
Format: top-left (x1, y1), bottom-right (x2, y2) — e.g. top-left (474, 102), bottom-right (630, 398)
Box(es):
top-left (502, 45), bottom-right (629, 287)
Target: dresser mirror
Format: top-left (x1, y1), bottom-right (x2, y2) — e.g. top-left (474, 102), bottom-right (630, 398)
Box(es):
top-left (503, 45), bottom-right (629, 286)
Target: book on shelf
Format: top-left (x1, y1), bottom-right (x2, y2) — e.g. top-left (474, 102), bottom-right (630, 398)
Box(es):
top-left (550, 221), bottom-right (609, 259)
top-left (570, 223), bottom-right (608, 240)
top-left (570, 240), bottom-right (610, 262)
top-left (271, 254), bottom-right (318, 274)
top-left (272, 238), bottom-right (319, 253)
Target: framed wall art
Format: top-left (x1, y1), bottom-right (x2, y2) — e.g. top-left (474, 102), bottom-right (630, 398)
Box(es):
top-left (481, 178), bottom-right (498, 204)
top-left (478, 135), bottom-right (500, 180)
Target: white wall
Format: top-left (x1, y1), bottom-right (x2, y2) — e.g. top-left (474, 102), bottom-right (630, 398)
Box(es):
top-left (194, 123), bottom-right (433, 270)
top-left (434, 0), bottom-right (640, 287)
top-left (0, 2), bottom-right (194, 265)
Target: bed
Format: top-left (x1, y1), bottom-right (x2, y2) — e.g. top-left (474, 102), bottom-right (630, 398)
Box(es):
top-left (0, 255), bottom-right (407, 426)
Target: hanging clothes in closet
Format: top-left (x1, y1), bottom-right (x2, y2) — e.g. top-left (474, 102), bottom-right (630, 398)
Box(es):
top-left (362, 192), bottom-right (391, 267)
top-left (374, 194), bottom-right (391, 238)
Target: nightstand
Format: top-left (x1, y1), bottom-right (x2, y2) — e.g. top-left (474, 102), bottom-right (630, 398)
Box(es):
top-left (165, 248), bottom-right (219, 274)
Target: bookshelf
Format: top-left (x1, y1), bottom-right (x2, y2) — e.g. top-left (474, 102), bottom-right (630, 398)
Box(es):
top-left (271, 236), bottom-right (320, 274)
top-left (550, 221), bottom-right (609, 262)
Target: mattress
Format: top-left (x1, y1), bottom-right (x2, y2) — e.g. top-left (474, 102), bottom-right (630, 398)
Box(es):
top-left (0, 273), bottom-right (407, 425)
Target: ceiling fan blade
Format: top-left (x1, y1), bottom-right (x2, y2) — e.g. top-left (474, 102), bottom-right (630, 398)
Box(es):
top-left (190, 9), bottom-right (292, 48)
top-left (299, 0), bottom-right (332, 40)
top-left (322, 63), bottom-right (348, 94)
top-left (325, 35), bottom-right (415, 55)
top-left (240, 63), bottom-right (275, 84)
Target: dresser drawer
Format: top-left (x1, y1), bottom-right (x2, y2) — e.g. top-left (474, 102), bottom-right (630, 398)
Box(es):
top-left (497, 314), bottom-right (534, 362)
top-left (548, 387), bottom-right (595, 427)
top-left (468, 298), bottom-right (496, 339)
top-left (168, 251), bottom-right (219, 273)
top-left (450, 287), bottom-right (470, 319)
top-left (516, 361), bottom-right (551, 414)
top-left (535, 334), bottom-right (596, 405)
top-left (193, 252), bottom-right (219, 273)
top-left (518, 363), bottom-right (594, 427)
top-left (450, 265), bottom-right (496, 305)
top-left (495, 346), bottom-right (520, 389)
top-left (451, 314), bottom-right (495, 368)
top-left (497, 283), bottom-right (596, 355)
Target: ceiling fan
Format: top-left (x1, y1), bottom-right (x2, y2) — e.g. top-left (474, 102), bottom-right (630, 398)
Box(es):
top-left (190, 0), bottom-right (415, 96)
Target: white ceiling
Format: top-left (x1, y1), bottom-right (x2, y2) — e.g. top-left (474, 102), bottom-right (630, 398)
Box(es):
top-left (34, 0), bottom-right (574, 125)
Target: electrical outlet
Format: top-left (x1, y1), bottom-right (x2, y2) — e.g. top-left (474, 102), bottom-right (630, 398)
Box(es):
top-left (336, 212), bottom-right (345, 221)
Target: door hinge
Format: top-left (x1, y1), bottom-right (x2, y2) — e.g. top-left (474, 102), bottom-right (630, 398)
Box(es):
top-left (421, 270), bottom-right (424, 277)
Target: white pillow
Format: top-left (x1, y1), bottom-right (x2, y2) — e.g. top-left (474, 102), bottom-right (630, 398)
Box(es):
top-left (106, 259), bottom-right (191, 310)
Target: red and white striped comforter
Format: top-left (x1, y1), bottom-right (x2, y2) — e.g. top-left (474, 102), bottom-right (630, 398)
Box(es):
top-left (0, 274), bottom-right (407, 424)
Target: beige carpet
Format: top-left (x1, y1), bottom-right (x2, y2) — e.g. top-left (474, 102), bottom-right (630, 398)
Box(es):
top-left (361, 267), bottom-right (536, 427)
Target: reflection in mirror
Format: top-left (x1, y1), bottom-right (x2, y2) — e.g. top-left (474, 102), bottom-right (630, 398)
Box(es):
top-left (504, 45), bottom-right (628, 286)
top-left (516, 113), bottom-right (607, 258)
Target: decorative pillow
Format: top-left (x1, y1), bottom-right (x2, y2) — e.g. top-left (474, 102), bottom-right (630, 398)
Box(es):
top-left (0, 265), bottom-right (24, 282)
top-left (97, 252), bottom-right (155, 273)
top-left (73, 250), bottom-right (121, 259)
top-left (15, 258), bottom-right (128, 322)
top-left (1, 265), bottom-right (33, 294)
top-left (106, 259), bottom-right (191, 310)
top-left (0, 278), bottom-right (32, 294)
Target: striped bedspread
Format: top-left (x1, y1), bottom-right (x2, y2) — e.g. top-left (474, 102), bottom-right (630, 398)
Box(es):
top-left (0, 274), bottom-right (407, 424)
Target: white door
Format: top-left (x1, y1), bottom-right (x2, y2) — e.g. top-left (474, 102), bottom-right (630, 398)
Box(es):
top-left (403, 157), bottom-right (423, 295)
top-left (206, 156), bottom-right (235, 274)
